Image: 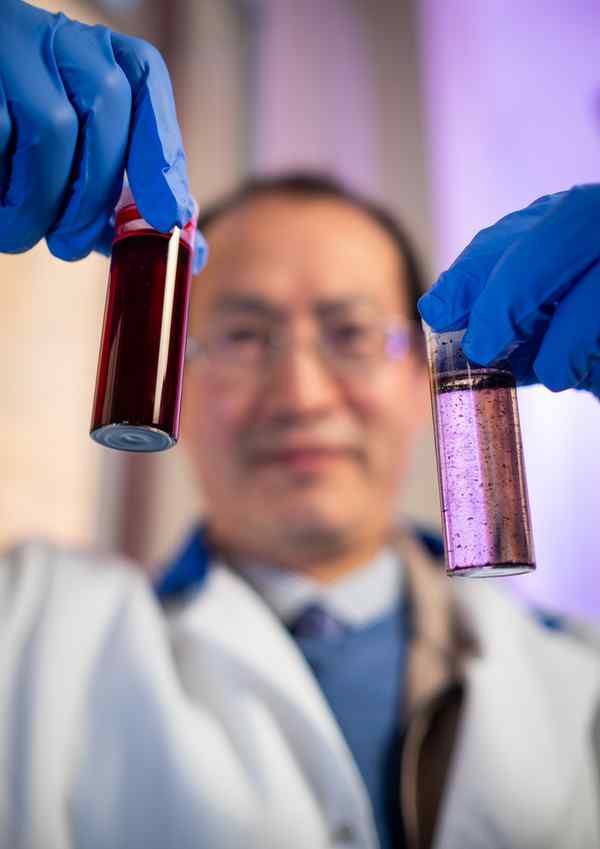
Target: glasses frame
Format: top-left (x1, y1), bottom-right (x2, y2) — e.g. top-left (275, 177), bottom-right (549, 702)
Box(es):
top-left (184, 316), bottom-right (423, 377)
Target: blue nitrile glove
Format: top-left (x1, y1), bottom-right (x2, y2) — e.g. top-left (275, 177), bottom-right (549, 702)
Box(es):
top-left (0, 0), bottom-right (207, 273)
top-left (418, 185), bottom-right (600, 397)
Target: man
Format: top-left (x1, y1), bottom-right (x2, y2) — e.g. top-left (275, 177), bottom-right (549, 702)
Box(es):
top-left (3, 5), bottom-right (600, 849)
top-left (161, 172), bottom-right (433, 846)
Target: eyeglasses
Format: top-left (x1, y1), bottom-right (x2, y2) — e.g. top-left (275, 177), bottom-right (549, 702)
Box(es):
top-left (185, 315), bottom-right (418, 379)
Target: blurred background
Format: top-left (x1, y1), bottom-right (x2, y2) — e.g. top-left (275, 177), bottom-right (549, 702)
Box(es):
top-left (2, 0), bottom-right (600, 620)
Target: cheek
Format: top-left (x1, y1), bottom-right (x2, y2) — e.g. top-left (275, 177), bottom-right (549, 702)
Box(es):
top-left (352, 369), bottom-right (425, 467)
top-left (181, 374), bottom-right (255, 471)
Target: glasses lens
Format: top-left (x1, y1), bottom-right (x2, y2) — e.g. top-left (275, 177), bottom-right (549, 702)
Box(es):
top-left (188, 317), bottom-right (414, 375)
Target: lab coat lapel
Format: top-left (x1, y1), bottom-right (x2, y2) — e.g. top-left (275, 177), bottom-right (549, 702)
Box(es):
top-left (167, 562), bottom-right (380, 849)
top-left (435, 580), bottom-right (600, 849)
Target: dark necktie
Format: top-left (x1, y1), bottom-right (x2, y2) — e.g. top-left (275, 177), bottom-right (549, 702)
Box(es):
top-left (288, 601), bottom-right (347, 639)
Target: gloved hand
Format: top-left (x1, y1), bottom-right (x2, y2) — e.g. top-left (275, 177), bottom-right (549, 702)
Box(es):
top-left (0, 0), bottom-right (206, 272)
top-left (418, 184), bottom-right (600, 397)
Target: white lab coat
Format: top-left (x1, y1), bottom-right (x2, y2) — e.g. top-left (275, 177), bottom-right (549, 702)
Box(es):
top-left (0, 540), bottom-right (599, 849)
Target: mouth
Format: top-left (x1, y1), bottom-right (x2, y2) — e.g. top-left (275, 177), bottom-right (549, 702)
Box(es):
top-left (252, 446), bottom-right (357, 473)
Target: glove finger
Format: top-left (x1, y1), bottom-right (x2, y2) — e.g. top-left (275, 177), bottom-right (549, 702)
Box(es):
top-left (193, 229), bottom-right (208, 275)
top-left (93, 217), bottom-right (114, 257)
top-left (0, 15), bottom-right (78, 252)
top-left (576, 360), bottom-right (600, 399)
top-left (501, 338), bottom-right (542, 386)
top-left (110, 33), bottom-right (193, 233)
top-left (462, 185), bottom-right (600, 366)
top-left (0, 77), bottom-right (14, 198)
top-left (47, 21), bottom-right (131, 261)
top-left (533, 259), bottom-right (600, 393)
top-left (418, 191), bottom-right (567, 332)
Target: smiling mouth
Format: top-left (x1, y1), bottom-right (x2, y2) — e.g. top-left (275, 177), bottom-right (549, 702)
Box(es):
top-left (253, 447), bottom-right (356, 470)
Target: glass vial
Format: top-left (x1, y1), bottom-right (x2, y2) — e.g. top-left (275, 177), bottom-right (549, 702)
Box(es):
top-left (423, 323), bottom-right (535, 577)
top-left (90, 186), bottom-right (197, 452)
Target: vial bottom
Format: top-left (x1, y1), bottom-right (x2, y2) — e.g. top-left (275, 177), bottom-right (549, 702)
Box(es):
top-left (90, 423), bottom-right (176, 452)
top-left (448, 562), bottom-right (535, 578)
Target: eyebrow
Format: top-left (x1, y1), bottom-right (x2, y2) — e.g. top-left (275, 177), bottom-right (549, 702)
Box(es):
top-left (212, 294), bottom-right (282, 318)
top-left (212, 292), bottom-right (376, 318)
top-left (314, 296), bottom-right (375, 316)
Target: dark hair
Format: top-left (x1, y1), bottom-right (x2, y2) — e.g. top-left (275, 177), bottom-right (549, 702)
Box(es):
top-left (197, 171), bottom-right (425, 328)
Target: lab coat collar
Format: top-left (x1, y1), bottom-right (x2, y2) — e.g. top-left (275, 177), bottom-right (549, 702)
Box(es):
top-left (166, 561), bottom-right (381, 849)
top-left (154, 523), bottom-right (211, 598)
top-left (398, 532), bottom-right (600, 848)
top-left (435, 577), bottom-right (600, 849)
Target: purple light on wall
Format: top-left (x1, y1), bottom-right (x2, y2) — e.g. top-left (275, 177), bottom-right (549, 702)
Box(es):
top-left (418, 0), bottom-right (600, 619)
top-left (250, 0), bottom-right (379, 193)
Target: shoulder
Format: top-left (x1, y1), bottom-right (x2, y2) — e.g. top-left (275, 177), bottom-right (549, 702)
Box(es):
top-left (0, 536), bottom-right (144, 587)
top-left (532, 608), bottom-right (600, 653)
top-left (453, 578), bottom-right (600, 681)
top-left (406, 527), bottom-right (599, 651)
top-left (0, 538), bottom-right (151, 643)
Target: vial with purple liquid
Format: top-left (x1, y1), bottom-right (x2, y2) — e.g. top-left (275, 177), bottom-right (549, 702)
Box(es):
top-left (424, 325), bottom-right (535, 577)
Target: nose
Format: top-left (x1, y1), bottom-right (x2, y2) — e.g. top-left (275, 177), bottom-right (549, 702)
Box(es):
top-left (260, 335), bottom-right (344, 423)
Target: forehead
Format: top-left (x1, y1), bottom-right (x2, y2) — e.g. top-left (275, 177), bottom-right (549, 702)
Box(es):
top-left (191, 194), bottom-right (410, 320)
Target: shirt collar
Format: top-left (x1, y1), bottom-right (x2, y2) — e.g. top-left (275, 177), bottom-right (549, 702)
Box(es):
top-left (233, 547), bottom-right (404, 628)
top-left (155, 524), bottom-right (405, 629)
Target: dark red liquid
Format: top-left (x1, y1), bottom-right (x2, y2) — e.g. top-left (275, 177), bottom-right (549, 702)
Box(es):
top-left (91, 231), bottom-right (192, 443)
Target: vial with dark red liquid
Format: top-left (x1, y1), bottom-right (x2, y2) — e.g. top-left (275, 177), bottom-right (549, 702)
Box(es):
top-left (423, 323), bottom-right (535, 577)
top-left (90, 186), bottom-right (197, 452)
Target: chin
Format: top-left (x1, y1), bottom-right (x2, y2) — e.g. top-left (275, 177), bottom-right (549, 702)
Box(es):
top-left (271, 493), bottom-right (358, 538)
top-left (276, 517), bottom-right (352, 557)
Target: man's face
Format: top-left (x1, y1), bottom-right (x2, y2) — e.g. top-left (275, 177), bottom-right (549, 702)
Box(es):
top-left (181, 194), bottom-right (428, 568)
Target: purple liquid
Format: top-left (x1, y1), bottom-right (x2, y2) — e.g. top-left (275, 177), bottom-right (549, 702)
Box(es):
top-left (433, 370), bottom-right (534, 576)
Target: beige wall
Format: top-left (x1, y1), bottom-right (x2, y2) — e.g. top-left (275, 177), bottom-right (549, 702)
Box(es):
top-left (0, 246), bottom-right (107, 550)
top-left (356, 0), bottom-right (439, 531)
top-left (0, 0), bottom-right (114, 553)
